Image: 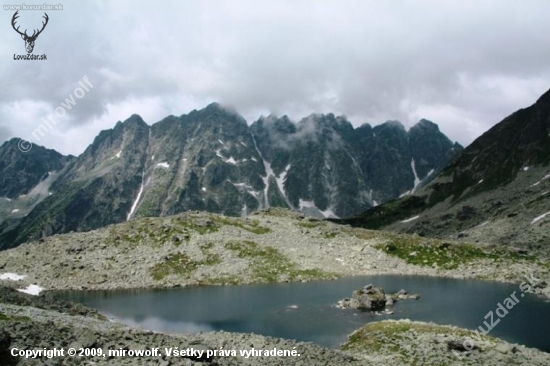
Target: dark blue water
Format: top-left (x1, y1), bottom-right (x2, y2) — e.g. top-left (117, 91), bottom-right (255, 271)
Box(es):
top-left (59, 275), bottom-right (550, 351)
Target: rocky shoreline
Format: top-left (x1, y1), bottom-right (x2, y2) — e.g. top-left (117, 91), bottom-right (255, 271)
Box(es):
top-left (0, 209), bottom-right (549, 364)
top-left (0, 209), bottom-right (548, 300)
top-left (1, 286), bottom-right (549, 365)
top-left (342, 319), bottom-right (550, 365)
top-left (0, 285), bottom-right (361, 365)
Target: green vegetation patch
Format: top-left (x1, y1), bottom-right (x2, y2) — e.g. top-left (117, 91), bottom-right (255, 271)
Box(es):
top-left (179, 218), bottom-right (220, 235)
top-left (150, 247), bottom-right (221, 281)
top-left (150, 253), bottom-right (198, 281)
top-left (0, 312), bottom-right (31, 322)
top-left (224, 240), bottom-right (333, 283)
top-left (296, 221), bottom-right (322, 229)
top-left (342, 321), bottom-right (488, 354)
top-left (374, 235), bottom-right (535, 270)
top-left (322, 231), bottom-right (338, 239)
top-left (344, 228), bottom-right (379, 241)
top-left (107, 216), bottom-right (221, 248)
top-left (199, 275), bottom-right (242, 286)
top-left (199, 242), bottom-right (222, 266)
top-left (213, 216), bottom-right (271, 234)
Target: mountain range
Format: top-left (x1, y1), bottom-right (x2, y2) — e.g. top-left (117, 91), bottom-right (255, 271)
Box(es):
top-left (340, 88), bottom-right (550, 249)
top-left (0, 105), bottom-right (461, 248)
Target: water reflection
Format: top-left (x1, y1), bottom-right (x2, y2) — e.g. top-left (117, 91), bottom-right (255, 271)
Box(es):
top-left (59, 275), bottom-right (550, 351)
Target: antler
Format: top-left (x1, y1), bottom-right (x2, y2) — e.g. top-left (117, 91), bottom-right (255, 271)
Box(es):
top-left (11, 11), bottom-right (27, 37)
top-left (35, 13), bottom-right (48, 37)
top-left (29, 13), bottom-right (49, 39)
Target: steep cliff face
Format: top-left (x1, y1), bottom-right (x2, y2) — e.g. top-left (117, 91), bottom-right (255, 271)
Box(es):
top-left (340, 88), bottom-right (550, 248)
top-left (2, 115), bottom-right (150, 246)
top-left (251, 114), bottom-right (462, 216)
top-left (0, 139), bottom-right (74, 243)
top-left (135, 103), bottom-right (266, 218)
top-left (0, 104), bottom-right (460, 248)
top-left (0, 138), bottom-right (73, 199)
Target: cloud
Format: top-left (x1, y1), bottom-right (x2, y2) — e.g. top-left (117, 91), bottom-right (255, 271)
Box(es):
top-left (1, 0), bottom-right (550, 155)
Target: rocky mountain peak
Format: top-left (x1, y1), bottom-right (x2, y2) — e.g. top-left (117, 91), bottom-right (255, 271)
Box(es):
top-left (199, 103), bottom-right (248, 126)
top-left (535, 87), bottom-right (550, 106)
top-left (112, 114), bottom-right (148, 132)
top-left (300, 113), bottom-right (352, 129)
top-left (125, 114), bottom-right (147, 125)
top-left (342, 87), bottom-right (550, 249)
top-left (0, 105), bottom-right (461, 248)
top-left (257, 115), bottom-right (296, 134)
top-left (411, 119), bottom-right (440, 132)
top-left (378, 120), bottom-right (406, 131)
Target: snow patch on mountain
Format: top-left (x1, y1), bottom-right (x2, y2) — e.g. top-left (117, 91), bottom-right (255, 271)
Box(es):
top-left (275, 164), bottom-right (291, 196)
top-left (531, 173), bottom-right (550, 187)
top-left (532, 211), bottom-right (550, 224)
top-left (401, 215), bottom-right (420, 223)
top-left (411, 159), bottom-right (421, 192)
top-left (17, 284), bottom-right (44, 296)
top-left (111, 150), bottom-right (122, 160)
top-left (319, 207), bottom-right (338, 218)
top-left (215, 150), bottom-right (237, 165)
top-left (232, 182), bottom-right (260, 199)
top-left (127, 173), bottom-right (145, 221)
top-left (298, 200), bottom-right (315, 209)
top-left (298, 199), bottom-right (338, 218)
top-left (0, 272), bottom-right (26, 281)
top-left (252, 135), bottom-right (273, 208)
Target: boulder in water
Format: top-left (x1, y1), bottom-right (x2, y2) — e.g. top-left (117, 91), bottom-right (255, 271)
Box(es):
top-left (337, 284), bottom-right (387, 310)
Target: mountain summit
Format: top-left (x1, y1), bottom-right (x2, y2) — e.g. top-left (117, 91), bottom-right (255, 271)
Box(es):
top-left (341, 88), bottom-right (550, 249)
top-left (0, 106), bottom-right (460, 248)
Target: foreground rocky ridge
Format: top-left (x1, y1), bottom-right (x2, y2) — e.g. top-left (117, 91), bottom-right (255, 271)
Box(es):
top-left (0, 288), bottom-right (360, 366)
top-left (342, 319), bottom-right (550, 366)
top-left (1, 288), bottom-right (548, 365)
top-left (0, 209), bottom-right (548, 298)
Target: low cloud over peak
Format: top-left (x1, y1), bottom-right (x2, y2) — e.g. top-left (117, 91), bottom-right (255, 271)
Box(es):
top-left (2, 0), bottom-right (550, 155)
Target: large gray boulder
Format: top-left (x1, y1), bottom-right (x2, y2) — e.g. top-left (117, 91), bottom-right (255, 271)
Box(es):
top-left (338, 284), bottom-right (387, 310)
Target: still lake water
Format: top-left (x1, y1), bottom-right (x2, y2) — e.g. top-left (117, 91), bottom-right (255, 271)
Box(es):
top-left (60, 275), bottom-right (550, 351)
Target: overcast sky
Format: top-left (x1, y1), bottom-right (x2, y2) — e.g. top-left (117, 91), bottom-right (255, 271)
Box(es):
top-left (1, 0), bottom-right (550, 155)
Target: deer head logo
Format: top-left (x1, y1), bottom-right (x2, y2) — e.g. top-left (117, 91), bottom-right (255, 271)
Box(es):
top-left (11, 11), bottom-right (49, 54)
